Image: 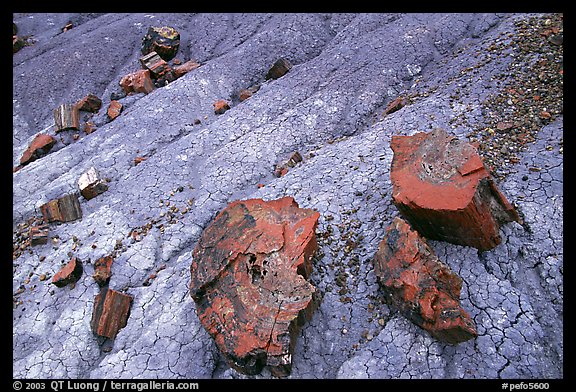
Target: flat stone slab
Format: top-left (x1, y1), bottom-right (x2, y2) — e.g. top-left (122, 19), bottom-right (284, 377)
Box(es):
top-left (190, 196), bottom-right (320, 377)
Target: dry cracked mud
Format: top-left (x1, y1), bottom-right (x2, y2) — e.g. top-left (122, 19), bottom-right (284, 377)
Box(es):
top-left (13, 13), bottom-right (562, 379)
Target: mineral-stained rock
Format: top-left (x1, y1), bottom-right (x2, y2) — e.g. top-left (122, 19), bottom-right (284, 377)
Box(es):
top-left (384, 96), bottom-right (406, 115)
top-left (29, 224), bottom-right (49, 245)
top-left (189, 196), bottom-right (320, 377)
top-left (54, 103), bottom-right (80, 132)
top-left (91, 288), bottom-right (133, 339)
top-left (40, 193), bottom-right (82, 223)
top-left (239, 85), bottom-right (260, 102)
top-left (213, 99), bottom-right (230, 115)
top-left (390, 128), bottom-right (520, 251)
top-left (107, 100), bottom-right (123, 121)
top-left (139, 51), bottom-right (171, 78)
top-left (19, 134), bottom-right (56, 166)
top-left (265, 58), bottom-right (292, 80)
top-left (78, 167), bottom-right (108, 200)
top-left (119, 70), bottom-right (155, 95)
top-left (75, 94), bottom-right (102, 113)
top-left (52, 257), bottom-right (83, 288)
top-left (93, 255), bottom-right (113, 287)
top-left (173, 60), bottom-right (200, 78)
top-left (373, 217), bottom-right (478, 344)
top-left (141, 26), bottom-right (180, 61)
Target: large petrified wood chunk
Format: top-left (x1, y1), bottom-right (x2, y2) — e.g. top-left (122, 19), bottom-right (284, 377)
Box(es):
top-left (19, 134), bottom-right (56, 166)
top-left (52, 257), bottom-right (83, 288)
top-left (141, 26), bottom-right (180, 61)
top-left (54, 103), bottom-right (80, 132)
top-left (373, 217), bottom-right (477, 344)
top-left (91, 288), bottom-right (133, 339)
top-left (390, 128), bottom-right (520, 251)
top-left (40, 193), bottom-right (82, 223)
top-left (189, 197), bottom-right (320, 377)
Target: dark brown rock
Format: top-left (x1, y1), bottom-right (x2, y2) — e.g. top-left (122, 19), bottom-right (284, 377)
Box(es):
top-left (78, 167), bottom-right (108, 200)
top-left (373, 217), bottom-right (478, 344)
top-left (390, 128), bottom-right (520, 251)
top-left (141, 26), bottom-right (180, 61)
top-left (384, 96), bottom-right (406, 115)
top-left (91, 288), bottom-right (133, 339)
top-left (265, 58), bottom-right (292, 80)
top-left (239, 85), bottom-right (260, 102)
top-left (93, 256), bottom-right (113, 287)
top-left (54, 104), bottom-right (80, 132)
top-left (190, 196), bottom-right (320, 377)
top-left (52, 257), bottom-right (83, 288)
top-left (76, 94), bottom-right (102, 113)
top-left (29, 224), bottom-right (49, 245)
top-left (107, 100), bottom-right (123, 121)
top-left (19, 134), bottom-right (56, 166)
top-left (40, 193), bottom-right (82, 223)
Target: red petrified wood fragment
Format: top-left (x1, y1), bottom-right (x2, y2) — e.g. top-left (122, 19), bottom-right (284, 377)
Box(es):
top-left (119, 69), bottom-right (155, 95)
top-left (52, 257), bottom-right (83, 288)
top-left (19, 134), bottom-right (56, 166)
top-left (107, 101), bottom-right (123, 121)
top-left (190, 197), bottom-right (320, 377)
top-left (93, 256), bottom-right (113, 287)
top-left (390, 128), bottom-right (519, 251)
top-left (40, 193), bottom-right (82, 223)
top-left (76, 94), bottom-right (102, 113)
top-left (213, 99), bottom-right (230, 114)
top-left (91, 288), bottom-right (133, 339)
top-left (373, 217), bottom-right (477, 344)
top-left (265, 58), bottom-right (292, 80)
top-left (29, 224), bottom-right (49, 245)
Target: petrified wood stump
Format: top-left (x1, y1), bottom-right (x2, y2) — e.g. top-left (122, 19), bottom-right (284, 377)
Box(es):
top-left (390, 128), bottom-right (520, 251)
top-left (373, 217), bottom-right (477, 344)
top-left (40, 193), bottom-right (82, 223)
top-left (54, 103), bottom-right (80, 132)
top-left (190, 197), bottom-right (320, 377)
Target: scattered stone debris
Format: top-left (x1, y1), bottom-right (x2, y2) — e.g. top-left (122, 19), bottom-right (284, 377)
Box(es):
top-left (19, 134), bottom-right (57, 166)
top-left (265, 58), bottom-right (292, 80)
top-left (78, 167), bottom-right (109, 200)
top-left (29, 224), bottom-right (49, 246)
top-left (143, 264), bottom-right (166, 287)
top-left (190, 196), bottom-right (320, 377)
top-left (273, 151), bottom-right (303, 177)
top-left (133, 156), bottom-right (147, 166)
top-left (62, 22), bottom-right (73, 33)
top-left (13, 216), bottom-right (45, 260)
top-left (52, 257), bottom-right (84, 288)
top-left (390, 128), bottom-right (519, 251)
top-left (83, 121), bottom-right (97, 134)
top-left (120, 70), bottom-right (155, 95)
top-left (54, 104), bottom-right (80, 132)
top-left (76, 94), bottom-right (102, 113)
top-left (373, 217), bottom-right (478, 344)
top-left (13, 22), bottom-right (34, 54)
top-left (213, 99), bottom-right (230, 115)
top-left (107, 100), bottom-right (123, 121)
top-left (141, 26), bottom-right (180, 61)
top-left (93, 256), bottom-right (113, 287)
top-left (91, 288), bottom-right (133, 339)
top-left (40, 193), bottom-right (83, 223)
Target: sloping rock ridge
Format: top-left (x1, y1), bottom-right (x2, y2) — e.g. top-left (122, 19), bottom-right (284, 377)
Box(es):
top-left (13, 13), bottom-right (562, 379)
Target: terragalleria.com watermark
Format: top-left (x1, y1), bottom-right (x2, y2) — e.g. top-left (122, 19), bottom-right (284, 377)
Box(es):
top-left (13, 380), bottom-right (199, 392)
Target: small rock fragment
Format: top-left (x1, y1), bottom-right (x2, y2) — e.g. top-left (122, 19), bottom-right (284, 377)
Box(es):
top-left (83, 122), bottom-right (97, 134)
top-left (93, 256), bottom-right (113, 287)
top-left (213, 99), bottom-right (230, 114)
top-left (134, 156), bottom-right (147, 166)
top-left (91, 288), bottom-right (133, 339)
top-left (239, 85), bottom-right (260, 102)
top-left (273, 151), bottom-right (303, 177)
top-left (75, 94), bottom-right (102, 113)
top-left (107, 100), bottom-right (123, 121)
top-left (265, 58), bottom-right (292, 80)
top-left (29, 224), bottom-right (49, 246)
top-left (78, 167), bottom-right (109, 200)
top-left (119, 70), bottom-right (155, 95)
top-left (373, 217), bottom-right (478, 344)
top-left (173, 60), bottom-right (200, 78)
top-left (384, 96), bottom-right (406, 115)
top-left (52, 257), bottom-right (83, 288)
top-left (19, 134), bottom-right (56, 166)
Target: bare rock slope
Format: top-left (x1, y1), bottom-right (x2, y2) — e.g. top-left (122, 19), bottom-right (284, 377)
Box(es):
top-left (13, 13), bottom-right (562, 379)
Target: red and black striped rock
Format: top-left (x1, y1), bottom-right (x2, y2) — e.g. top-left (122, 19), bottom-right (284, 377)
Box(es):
top-left (91, 288), bottom-right (133, 339)
top-left (390, 128), bottom-right (520, 251)
top-left (93, 255), bottom-right (113, 287)
top-left (40, 193), bottom-right (82, 223)
top-left (141, 26), bottom-right (180, 61)
top-left (29, 224), bottom-right (49, 245)
top-left (19, 134), bottom-right (56, 166)
top-left (52, 257), bottom-right (83, 288)
top-left (373, 217), bottom-right (477, 344)
top-left (190, 196), bottom-right (320, 377)
top-left (75, 94), bottom-right (102, 113)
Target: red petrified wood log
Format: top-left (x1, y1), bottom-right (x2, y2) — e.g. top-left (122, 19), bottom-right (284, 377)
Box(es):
top-left (373, 217), bottom-right (477, 344)
top-left (19, 134), bottom-right (56, 166)
top-left (91, 288), bottom-right (133, 339)
top-left (52, 257), bottom-right (83, 288)
top-left (390, 128), bottom-right (520, 251)
top-left (40, 193), bottom-right (82, 223)
top-left (190, 197), bottom-right (320, 377)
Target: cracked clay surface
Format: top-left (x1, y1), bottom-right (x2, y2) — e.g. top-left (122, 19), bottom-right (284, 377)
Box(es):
top-left (13, 13), bottom-right (562, 379)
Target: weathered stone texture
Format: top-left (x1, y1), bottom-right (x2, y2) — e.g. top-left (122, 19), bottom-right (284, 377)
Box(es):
top-left (91, 288), bottom-right (133, 339)
top-left (141, 26), bottom-right (180, 61)
top-left (78, 167), bottom-right (108, 200)
top-left (119, 70), bottom-right (155, 95)
top-left (190, 197), bottom-right (320, 377)
top-left (265, 58), bottom-right (292, 80)
top-left (93, 256), bottom-right (113, 287)
top-left (373, 217), bottom-right (477, 344)
top-left (390, 128), bottom-right (520, 251)
top-left (40, 193), bottom-right (82, 223)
